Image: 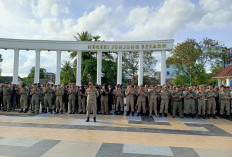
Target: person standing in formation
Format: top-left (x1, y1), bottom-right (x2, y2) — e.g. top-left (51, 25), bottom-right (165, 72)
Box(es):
top-left (86, 82), bottom-right (99, 122)
top-left (125, 84), bottom-right (135, 116)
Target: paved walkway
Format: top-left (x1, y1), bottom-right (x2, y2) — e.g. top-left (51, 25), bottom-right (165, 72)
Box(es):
top-left (0, 111), bottom-right (232, 157)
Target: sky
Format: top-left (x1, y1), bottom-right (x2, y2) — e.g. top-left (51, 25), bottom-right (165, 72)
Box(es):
top-left (0, 0), bottom-right (232, 77)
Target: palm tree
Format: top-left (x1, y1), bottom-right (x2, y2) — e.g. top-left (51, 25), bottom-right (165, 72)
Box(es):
top-left (60, 61), bottom-right (75, 84)
top-left (74, 31), bottom-right (93, 42)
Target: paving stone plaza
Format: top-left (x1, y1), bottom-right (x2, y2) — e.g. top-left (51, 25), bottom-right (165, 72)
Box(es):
top-left (0, 109), bottom-right (231, 157)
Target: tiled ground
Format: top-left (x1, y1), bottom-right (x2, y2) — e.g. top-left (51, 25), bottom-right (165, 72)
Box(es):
top-left (0, 110), bottom-right (232, 157)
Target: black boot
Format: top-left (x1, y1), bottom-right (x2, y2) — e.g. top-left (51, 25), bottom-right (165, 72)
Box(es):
top-left (202, 115), bottom-right (206, 119)
top-left (93, 117), bottom-right (96, 122)
top-left (213, 114), bottom-right (217, 119)
top-left (207, 114), bottom-right (210, 119)
top-left (132, 112), bottom-right (134, 116)
top-left (49, 109), bottom-right (52, 114)
top-left (24, 109), bottom-right (28, 113)
top-left (19, 109), bottom-right (23, 113)
top-left (60, 110), bottom-right (63, 114)
top-left (55, 111), bottom-right (59, 114)
top-left (44, 109), bottom-right (47, 113)
top-left (137, 113), bottom-right (140, 116)
top-left (164, 113), bottom-right (167, 117)
top-left (86, 117), bottom-right (90, 122)
top-left (159, 113), bottom-right (163, 117)
top-left (126, 112), bottom-right (130, 116)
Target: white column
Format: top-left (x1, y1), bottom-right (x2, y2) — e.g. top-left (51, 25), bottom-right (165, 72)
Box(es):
top-left (221, 79), bottom-right (225, 85)
top-left (12, 49), bottom-right (19, 84)
top-left (161, 50), bottom-right (166, 85)
top-left (218, 79), bottom-right (221, 87)
top-left (97, 51), bottom-right (102, 85)
top-left (34, 49), bottom-right (40, 83)
top-left (117, 51), bottom-right (122, 85)
top-left (56, 50), bottom-right (61, 85)
top-left (138, 51), bottom-right (143, 86)
top-left (226, 78), bottom-right (230, 86)
top-left (76, 51), bottom-right (82, 86)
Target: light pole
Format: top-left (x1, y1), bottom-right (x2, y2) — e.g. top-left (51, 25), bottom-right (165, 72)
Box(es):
top-left (190, 66), bottom-right (192, 86)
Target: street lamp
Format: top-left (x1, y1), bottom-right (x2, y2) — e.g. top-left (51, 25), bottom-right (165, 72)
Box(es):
top-left (190, 66), bottom-right (192, 86)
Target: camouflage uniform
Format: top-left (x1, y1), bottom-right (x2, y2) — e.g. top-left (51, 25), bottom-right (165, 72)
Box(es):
top-left (100, 89), bottom-right (109, 114)
top-left (86, 88), bottom-right (99, 118)
top-left (3, 86), bottom-right (12, 111)
top-left (172, 90), bottom-right (183, 117)
top-left (148, 89), bottom-right (158, 116)
top-left (137, 89), bottom-right (147, 114)
top-left (44, 87), bottom-right (53, 111)
top-left (125, 88), bottom-right (134, 113)
top-left (20, 87), bottom-right (29, 111)
top-left (160, 89), bottom-right (169, 115)
top-left (115, 89), bottom-right (124, 113)
top-left (197, 89), bottom-right (206, 116)
top-left (31, 87), bottom-right (40, 113)
top-left (219, 90), bottom-right (230, 116)
top-left (68, 87), bottom-right (76, 113)
top-left (55, 87), bottom-right (64, 112)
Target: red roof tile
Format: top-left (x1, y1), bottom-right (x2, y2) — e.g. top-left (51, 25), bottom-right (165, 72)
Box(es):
top-left (212, 64), bottom-right (232, 78)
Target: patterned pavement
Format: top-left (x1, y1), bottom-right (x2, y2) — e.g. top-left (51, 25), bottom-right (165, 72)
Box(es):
top-left (0, 110), bottom-right (232, 157)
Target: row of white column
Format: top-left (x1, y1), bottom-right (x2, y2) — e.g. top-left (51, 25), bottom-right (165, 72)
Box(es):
top-left (218, 78), bottom-right (230, 87)
top-left (12, 49), bottom-right (167, 86)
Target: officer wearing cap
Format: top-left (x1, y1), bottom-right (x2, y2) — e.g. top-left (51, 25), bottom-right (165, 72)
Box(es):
top-left (3, 82), bottom-right (12, 112)
top-left (31, 83), bottom-right (40, 113)
top-left (172, 85), bottom-right (184, 118)
top-left (137, 84), bottom-right (147, 116)
top-left (19, 84), bottom-right (29, 113)
top-left (43, 83), bottom-right (53, 113)
top-left (86, 82), bottom-right (99, 122)
top-left (125, 84), bottom-right (135, 116)
top-left (55, 84), bottom-right (64, 114)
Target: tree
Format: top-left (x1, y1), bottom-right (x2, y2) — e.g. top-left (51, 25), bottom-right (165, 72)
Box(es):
top-left (60, 61), bottom-right (75, 84)
top-left (65, 31), bottom-right (118, 85)
top-left (167, 38), bottom-right (227, 85)
top-left (122, 51), bottom-right (157, 84)
top-left (23, 67), bottom-right (47, 84)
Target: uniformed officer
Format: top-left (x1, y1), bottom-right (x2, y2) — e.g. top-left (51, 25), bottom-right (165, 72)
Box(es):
top-left (43, 84), bottom-right (53, 113)
top-left (125, 84), bottom-right (135, 116)
top-left (19, 84), bottom-right (29, 113)
top-left (159, 85), bottom-right (170, 117)
top-left (100, 84), bottom-right (109, 114)
top-left (185, 87), bottom-right (197, 118)
top-left (148, 85), bottom-right (158, 117)
top-left (172, 86), bottom-right (184, 118)
top-left (86, 82), bottom-right (99, 122)
top-left (55, 84), bottom-right (64, 114)
top-left (31, 83), bottom-right (40, 114)
top-left (80, 86), bottom-right (86, 114)
top-left (3, 82), bottom-right (12, 112)
top-left (68, 84), bottom-right (76, 114)
top-left (197, 86), bottom-right (206, 119)
top-left (39, 84), bottom-right (45, 113)
top-left (205, 85), bottom-right (217, 119)
top-left (27, 83), bottom-right (33, 111)
top-left (137, 85), bottom-right (147, 116)
top-left (219, 86), bottom-right (231, 119)
top-left (115, 85), bottom-right (124, 115)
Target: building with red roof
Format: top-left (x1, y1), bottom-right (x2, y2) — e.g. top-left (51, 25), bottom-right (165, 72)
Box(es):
top-left (212, 64), bottom-right (232, 86)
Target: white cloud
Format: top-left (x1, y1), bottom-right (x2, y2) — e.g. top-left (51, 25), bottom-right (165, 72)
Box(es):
top-left (198, 0), bottom-right (232, 28)
top-left (31, 0), bottom-right (69, 18)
